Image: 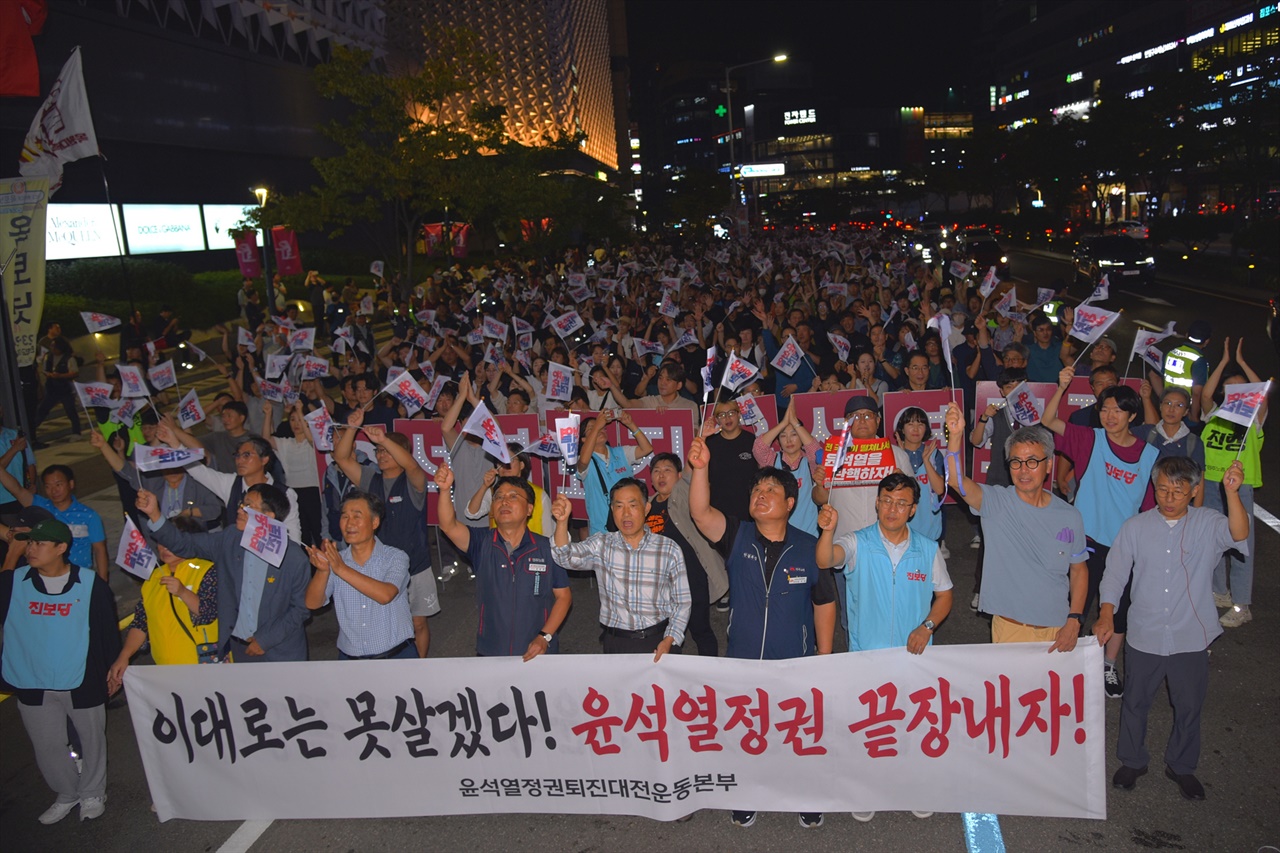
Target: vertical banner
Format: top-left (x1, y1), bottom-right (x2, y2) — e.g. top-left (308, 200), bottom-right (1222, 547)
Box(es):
top-left (234, 230), bottom-right (261, 278)
top-left (0, 176), bottom-right (49, 367)
top-left (123, 644), bottom-right (1106, 823)
top-left (271, 226), bottom-right (303, 276)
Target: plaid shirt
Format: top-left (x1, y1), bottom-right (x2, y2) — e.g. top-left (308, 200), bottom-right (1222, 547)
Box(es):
top-left (552, 530), bottom-right (691, 646)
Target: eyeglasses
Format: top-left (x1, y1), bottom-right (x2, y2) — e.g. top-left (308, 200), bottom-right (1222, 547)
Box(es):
top-left (848, 412), bottom-right (877, 421)
top-left (876, 497), bottom-right (914, 511)
top-left (714, 411), bottom-right (739, 420)
top-left (1008, 456), bottom-right (1048, 470)
top-left (492, 492), bottom-right (527, 504)
top-left (1155, 486), bottom-right (1192, 500)
top-left (233, 451), bottom-right (260, 460)
top-left (1161, 400), bottom-right (1188, 410)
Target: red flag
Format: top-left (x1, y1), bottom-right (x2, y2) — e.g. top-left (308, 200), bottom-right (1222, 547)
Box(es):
top-left (234, 231), bottom-right (261, 278)
top-left (0, 0), bottom-right (45, 97)
top-left (272, 226), bottom-right (303, 276)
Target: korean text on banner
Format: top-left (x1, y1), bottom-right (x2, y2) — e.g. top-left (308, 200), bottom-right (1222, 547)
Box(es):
top-left (240, 508), bottom-right (288, 568)
top-left (0, 176), bottom-right (49, 367)
top-left (823, 436), bottom-right (897, 488)
top-left (115, 517), bottom-right (158, 580)
top-left (124, 644), bottom-right (1105, 823)
top-left (134, 444), bottom-right (204, 472)
top-left (18, 48), bottom-right (99, 194)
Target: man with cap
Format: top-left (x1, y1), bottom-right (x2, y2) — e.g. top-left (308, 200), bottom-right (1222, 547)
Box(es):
top-left (1163, 320), bottom-right (1211, 422)
top-left (812, 395), bottom-right (911, 632)
top-left (0, 517), bottom-right (121, 823)
top-left (1, 504), bottom-right (54, 572)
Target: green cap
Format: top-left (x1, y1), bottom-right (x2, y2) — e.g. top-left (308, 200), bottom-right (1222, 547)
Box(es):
top-left (15, 518), bottom-right (72, 545)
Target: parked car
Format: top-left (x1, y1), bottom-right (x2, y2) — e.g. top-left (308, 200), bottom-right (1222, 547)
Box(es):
top-left (962, 233), bottom-right (1010, 279)
top-left (1073, 235), bottom-right (1155, 285)
top-left (1105, 220), bottom-right (1149, 240)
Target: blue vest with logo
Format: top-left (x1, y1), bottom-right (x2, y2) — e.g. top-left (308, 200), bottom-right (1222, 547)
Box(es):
top-left (776, 452), bottom-right (819, 536)
top-left (370, 470), bottom-right (431, 576)
top-left (846, 526), bottom-right (936, 652)
top-left (2, 567), bottom-right (91, 690)
top-left (1075, 429), bottom-right (1158, 547)
top-left (474, 529), bottom-right (561, 657)
top-left (724, 523), bottom-right (822, 660)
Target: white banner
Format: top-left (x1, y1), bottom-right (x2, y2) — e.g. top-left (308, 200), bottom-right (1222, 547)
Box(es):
top-left (124, 644), bottom-right (1105, 823)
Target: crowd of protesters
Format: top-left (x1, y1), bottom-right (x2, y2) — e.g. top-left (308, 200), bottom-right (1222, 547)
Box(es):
top-left (0, 225), bottom-right (1266, 825)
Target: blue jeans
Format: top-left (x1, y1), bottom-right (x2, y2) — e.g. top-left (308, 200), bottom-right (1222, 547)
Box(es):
top-left (1202, 480), bottom-right (1254, 606)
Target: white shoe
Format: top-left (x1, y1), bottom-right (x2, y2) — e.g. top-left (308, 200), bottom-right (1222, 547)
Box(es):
top-left (1213, 592), bottom-right (1233, 609)
top-left (938, 541), bottom-right (950, 560)
top-left (79, 796), bottom-right (106, 821)
top-left (912, 810), bottom-right (933, 818)
top-left (38, 800), bottom-right (77, 825)
top-left (851, 811), bottom-right (875, 822)
top-left (969, 533), bottom-right (981, 549)
top-left (1220, 605), bottom-right (1252, 628)
top-left (971, 592), bottom-right (980, 612)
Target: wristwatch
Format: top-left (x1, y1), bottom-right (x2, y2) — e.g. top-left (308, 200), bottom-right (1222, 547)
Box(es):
top-left (922, 620), bottom-right (936, 633)
top-left (539, 632), bottom-right (554, 644)
top-left (1067, 613), bottom-right (1084, 623)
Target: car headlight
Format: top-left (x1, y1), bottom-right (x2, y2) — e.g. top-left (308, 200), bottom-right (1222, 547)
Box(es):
top-left (914, 243), bottom-right (923, 251)
top-left (1143, 257), bottom-right (1155, 265)
top-left (1000, 256), bottom-right (1008, 264)
top-left (939, 241), bottom-right (947, 249)
top-left (1098, 259), bottom-right (1116, 266)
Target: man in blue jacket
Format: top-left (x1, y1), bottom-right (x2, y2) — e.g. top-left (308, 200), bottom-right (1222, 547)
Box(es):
top-left (687, 434), bottom-right (835, 830)
top-left (815, 472), bottom-right (953, 823)
top-left (138, 483), bottom-right (310, 663)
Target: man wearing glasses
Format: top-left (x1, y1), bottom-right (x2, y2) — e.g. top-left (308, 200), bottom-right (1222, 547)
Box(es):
top-left (942, 403), bottom-right (1089, 650)
top-left (705, 400), bottom-right (760, 526)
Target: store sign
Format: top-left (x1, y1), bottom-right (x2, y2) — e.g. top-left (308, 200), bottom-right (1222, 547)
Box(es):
top-left (203, 204), bottom-right (258, 250)
top-left (122, 204), bottom-right (205, 254)
top-left (45, 204), bottom-right (122, 260)
top-left (783, 109), bottom-right (816, 125)
top-left (740, 163), bottom-right (786, 178)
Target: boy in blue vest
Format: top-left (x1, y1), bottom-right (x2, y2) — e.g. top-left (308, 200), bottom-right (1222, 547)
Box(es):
top-left (815, 472), bottom-right (953, 823)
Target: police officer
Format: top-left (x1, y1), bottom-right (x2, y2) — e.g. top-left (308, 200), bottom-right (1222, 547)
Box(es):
top-left (1163, 320), bottom-right (1210, 421)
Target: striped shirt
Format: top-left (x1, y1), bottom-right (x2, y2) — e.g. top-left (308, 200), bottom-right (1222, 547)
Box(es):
top-left (323, 538), bottom-right (413, 657)
top-left (552, 530), bottom-right (690, 645)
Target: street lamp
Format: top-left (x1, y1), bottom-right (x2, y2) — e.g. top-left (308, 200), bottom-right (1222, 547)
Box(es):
top-left (252, 186), bottom-right (275, 316)
top-left (724, 53), bottom-right (787, 203)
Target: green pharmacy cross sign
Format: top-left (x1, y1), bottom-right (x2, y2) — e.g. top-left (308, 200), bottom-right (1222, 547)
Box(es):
top-left (715, 104), bottom-right (727, 117)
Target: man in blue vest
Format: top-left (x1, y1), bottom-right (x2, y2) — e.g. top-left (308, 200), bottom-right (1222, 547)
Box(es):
top-left (815, 471), bottom-right (953, 823)
top-left (333, 409), bottom-right (439, 656)
top-left (687, 434), bottom-right (835, 830)
top-left (0, 518), bottom-right (120, 824)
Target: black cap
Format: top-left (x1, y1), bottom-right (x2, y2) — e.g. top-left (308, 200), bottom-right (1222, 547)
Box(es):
top-left (14, 505), bottom-right (54, 528)
top-left (845, 395), bottom-right (879, 416)
top-left (1187, 320), bottom-right (1211, 345)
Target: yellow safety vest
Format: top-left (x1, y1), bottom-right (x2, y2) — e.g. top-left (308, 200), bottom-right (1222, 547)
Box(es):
top-left (489, 483), bottom-right (548, 536)
top-left (141, 559), bottom-right (218, 665)
top-left (1163, 344), bottom-right (1203, 388)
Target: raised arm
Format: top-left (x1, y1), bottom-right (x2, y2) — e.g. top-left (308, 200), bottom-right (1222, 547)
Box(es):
top-left (431, 463), bottom-right (473, 553)
top-left (576, 414), bottom-right (608, 475)
top-left (305, 539), bottom-right (399, 607)
top-left (616, 409), bottom-right (652, 457)
top-left (814, 504), bottom-right (847, 568)
top-left (440, 372), bottom-right (473, 444)
top-left (686, 436), bottom-right (726, 543)
top-left (365, 423), bottom-right (426, 491)
top-left (1041, 366), bottom-right (1074, 436)
top-left (0, 439), bottom-right (34, 506)
top-left (944, 402), bottom-right (982, 510)
top-left (332, 407), bottom-right (366, 484)
top-left (1233, 338), bottom-right (1269, 425)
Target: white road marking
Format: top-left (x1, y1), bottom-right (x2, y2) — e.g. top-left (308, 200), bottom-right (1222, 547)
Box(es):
top-left (1118, 289), bottom-right (1173, 305)
top-left (1255, 503), bottom-right (1280, 536)
top-left (216, 820), bottom-right (273, 853)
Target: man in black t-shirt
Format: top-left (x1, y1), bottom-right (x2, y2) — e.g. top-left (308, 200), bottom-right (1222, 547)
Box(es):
top-left (705, 399), bottom-right (759, 521)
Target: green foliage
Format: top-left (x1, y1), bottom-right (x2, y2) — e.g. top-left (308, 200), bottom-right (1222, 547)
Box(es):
top-left (1148, 215), bottom-right (1226, 249)
top-left (1231, 218), bottom-right (1280, 257)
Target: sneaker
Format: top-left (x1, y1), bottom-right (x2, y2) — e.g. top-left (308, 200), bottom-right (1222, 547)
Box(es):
top-left (1220, 605), bottom-right (1252, 628)
top-left (912, 811), bottom-right (933, 818)
top-left (1103, 665), bottom-right (1124, 699)
top-left (1213, 592), bottom-right (1233, 609)
top-left (969, 533), bottom-right (981, 549)
top-left (798, 812), bottom-right (824, 828)
top-left (715, 595), bottom-right (730, 613)
top-left (970, 592), bottom-right (980, 612)
top-left (38, 800), bottom-right (78, 825)
top-left (851, 811), bottom-right (875, 822)
top-left (79, 796), bottom-right (106, 821)
top-left (731, 810), bottom-right (756, 827)
top-left (938, 541), bottom-right (950, 560)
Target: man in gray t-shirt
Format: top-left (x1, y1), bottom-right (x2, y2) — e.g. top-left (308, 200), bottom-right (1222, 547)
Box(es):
top-left (943, 404), bottom-right (1088, 651)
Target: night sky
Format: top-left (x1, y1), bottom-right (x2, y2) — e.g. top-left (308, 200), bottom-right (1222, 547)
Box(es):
top-left (626, 0), bottom-right (981, 107)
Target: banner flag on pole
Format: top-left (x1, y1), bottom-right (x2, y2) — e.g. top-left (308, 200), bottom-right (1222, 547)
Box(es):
top-left (461, 401), bottom-right (511, 463)
top-left (18, 47), bottom-right (99, 195)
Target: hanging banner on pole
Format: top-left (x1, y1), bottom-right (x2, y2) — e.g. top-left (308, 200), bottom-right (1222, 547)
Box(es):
top-left (123, 644), bottom-right (1106, 823)
top-left (234, 231), bottom-right (261, 279)
top-left (271, 226), bottom-right (303, 276)
top-left (0, 176), bottom-right (49, 367)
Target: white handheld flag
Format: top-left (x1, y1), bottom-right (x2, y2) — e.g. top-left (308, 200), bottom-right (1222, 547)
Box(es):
top-left (134, 444), bottom-right (204, 472)
top-left (115, 517), bottom-right (158, 580)
top-left (1091, 275), bottom-right (1110, 302)
top-left (423, 375), bottom-right (449, 412)
top-left (176, 389), bottom-right (206, 429)
top-left (304, 406), bottom-right (335, 452)
top-left (237, 326), bottom-right (257, 353)
top-left (461, 401), bottom-right (511, 463)
top-left (1005, 382), bottom-right (1045, 426)
top-left (770, 335), bottom-right (804, 377)
top-left (383, 372), bottom-right (430, 416)
top-left (111, 397), bottom-right (146, 425)
top-left (19, 47), bottom-right (100, 194)
top-left (80, 311), bottom-right (120, 334)
top-left (669, 328), bottom-right (698, 352)
top-left (146, 360), bottom-right (177, 391)
top-left (240, 508), bottom-right (289, 568)
top-left (1069, 304), bottom-right (1121, 345)
top-left (721, 353), bottom-right (760, 392)
top-left (701, 346), bottom-right (718, 397)
top-left (117, 363), bottom-right (149, 398)
top-left (299, 356), bottom-right (330, 378)
top-left (827, 332), bottom-right (851, 364)
top-left (1129, 322), bottom-right (1177, 372)
top-left (74, 381), bottom-right (114, 409)
top-left (265, 354), bottom-right (291, 380)
top-left (545, 361), bottom-right (575, 402)
top-left (554, 414), bottom-right (581, 468)
top-left (288, 328), bottom-right (316, 352)
top-left (185, 341), bottom-right (209, 363)
top-left (949, 260), bottom-right (972, 280)
top-left (552, 311), bottom-right (585, 339)
top-left (1214, 380), bottom-right (1271, 428)
top-left (978, 267), bottom-right (999, 298)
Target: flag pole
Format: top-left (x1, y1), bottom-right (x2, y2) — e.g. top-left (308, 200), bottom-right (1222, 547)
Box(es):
top-left (97, 160), bottom-right (137, 317)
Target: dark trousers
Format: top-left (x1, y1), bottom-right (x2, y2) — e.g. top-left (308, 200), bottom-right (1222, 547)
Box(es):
top-left (1084, 540), bottom-right (1132, 634)
top-left (600, 621), bottom-right (680, 655)
top-left (294, 486), bottom-right (323, 548)
top-left (1118, 644), bottom-right (1208, 775)
top-left (32, 388), bottom-right (80, 435)
top-left (685, 561), bottom-right (718, 658)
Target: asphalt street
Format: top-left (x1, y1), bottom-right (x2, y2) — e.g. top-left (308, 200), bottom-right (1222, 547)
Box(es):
top-left (1, 248), bottom-right (1277, 852)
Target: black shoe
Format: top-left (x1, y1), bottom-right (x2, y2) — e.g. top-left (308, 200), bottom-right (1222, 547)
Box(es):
top-left (730, 810), bottom-right (756, 827)
top-left (1112, 765), bottom-right (1147, 789)
top-left (798, 812), bottom-right (824, 828)
top-left (1165, 765), bottom-right (1205, 800)
top-left (1103, 665), bottom-right (1124, 699)
top-left (715, 595), bottom-right (730, 613)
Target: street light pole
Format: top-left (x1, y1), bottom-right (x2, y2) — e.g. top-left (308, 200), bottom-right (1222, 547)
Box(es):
top-left (253, 186), bottom-right (275, 318)
top-left (723, 54), bottom-right (787, 205)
